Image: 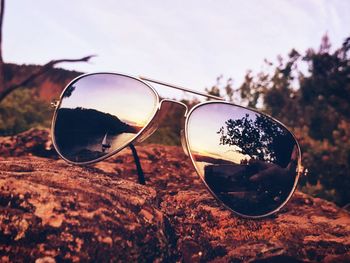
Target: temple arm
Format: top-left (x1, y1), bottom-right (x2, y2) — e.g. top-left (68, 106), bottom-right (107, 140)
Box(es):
top-left (129, 144), bottom-right (146, 185)
top-left (139, 76), bottom-right (225, 101)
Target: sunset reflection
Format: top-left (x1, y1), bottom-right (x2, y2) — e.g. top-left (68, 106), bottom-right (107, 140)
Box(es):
top-left (61, 74), bottom-right (157, 127)
top-left (54, 73), bottom-right (157, 163)
top-left (187, 103), bottom-right (299, 216)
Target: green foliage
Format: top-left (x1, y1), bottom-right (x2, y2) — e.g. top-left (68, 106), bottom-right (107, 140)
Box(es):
top-left (294, 36), bottom-right (350, 205)
top-left (0, 88), bottom-right (52, 135)
top-left (295, 122), bottom-right (350, 205)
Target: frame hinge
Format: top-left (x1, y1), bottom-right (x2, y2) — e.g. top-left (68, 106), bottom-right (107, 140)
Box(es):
top-left (51, 99), bottom-right (60, 109)
top-left (300, 165), bottom-right (308, 177)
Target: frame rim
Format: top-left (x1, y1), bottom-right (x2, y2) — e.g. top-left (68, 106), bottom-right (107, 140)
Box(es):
top-left (51, 72), bottom-right (161, 166)
top-left (184, 100), bottom-right (302, 219)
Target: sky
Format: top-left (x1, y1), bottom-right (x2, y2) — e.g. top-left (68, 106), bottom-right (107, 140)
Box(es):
top-left (4, 0), bottom-right (350, 98)
top-left (61, 73), bottom-right (158, 126)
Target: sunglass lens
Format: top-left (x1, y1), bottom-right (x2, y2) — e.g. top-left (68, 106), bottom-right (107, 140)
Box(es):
top-left (53, 73), bottom-right (157, 163)
top-left (186, 103), bottom-right (300, 217)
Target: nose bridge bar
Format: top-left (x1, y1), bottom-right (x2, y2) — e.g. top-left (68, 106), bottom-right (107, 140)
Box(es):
top-left (139, 76), bottom-right (225, 101)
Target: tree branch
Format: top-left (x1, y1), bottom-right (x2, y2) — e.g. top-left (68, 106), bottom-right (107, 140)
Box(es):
top-left (0, 55), bottom-right (95, 103)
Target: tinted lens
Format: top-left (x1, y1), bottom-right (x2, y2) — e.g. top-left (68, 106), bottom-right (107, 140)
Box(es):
top-left (186, 103), bottom-right (300, 217)
top-left (53, 73), bottom-right (158, 163)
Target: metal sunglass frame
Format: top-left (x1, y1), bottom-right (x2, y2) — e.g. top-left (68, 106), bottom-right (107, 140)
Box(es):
top-left (51, 72), bottom-right (303, 219)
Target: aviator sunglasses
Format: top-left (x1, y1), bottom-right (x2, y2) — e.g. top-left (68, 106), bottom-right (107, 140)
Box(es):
top-left (51, 72), bottom-right (303, 218)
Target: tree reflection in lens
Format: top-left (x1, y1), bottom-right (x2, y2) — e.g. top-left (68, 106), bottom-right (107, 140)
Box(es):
top-left (187, 104), bottom-right (299, 217)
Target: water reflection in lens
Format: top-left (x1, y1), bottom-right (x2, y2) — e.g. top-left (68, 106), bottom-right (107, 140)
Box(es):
top-left (53, 73), bottom-right (157, 163)
top-left (187, 103), bottom-right (299, 217)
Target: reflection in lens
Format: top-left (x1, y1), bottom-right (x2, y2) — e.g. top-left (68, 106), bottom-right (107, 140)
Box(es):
top-left (53, 73), bottom-right (157, 163)
top-left (187, 103), bottom-right (299, 217)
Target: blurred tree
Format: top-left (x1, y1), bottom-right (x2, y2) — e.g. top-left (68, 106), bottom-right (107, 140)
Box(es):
top-left (205, 75), bottom-right (223, 99)
top-left (299, 35), bottom-right (350, 140)
top-left (0, 88), bottom-right (52, 135)
top-left (239, 70), bottom-right (269, 109)
top-left (205, 75), bottom-right (238, 102)
top-left (209, 34), bottom-right (350, 206)
top-left (0, 0), bottom-right (94, 103)
top-left (232, 34), bottom-right (350, 206)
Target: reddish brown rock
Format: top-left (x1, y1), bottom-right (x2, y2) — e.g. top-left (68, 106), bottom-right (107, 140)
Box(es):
top-left (0, 128), bottom-right (55, 158)
top-left (0, 157), bottom-right (170, 262)
top-left (0, 129), bottom-right (349, 262)
top-left (162, 190), bottom-right (350, 262)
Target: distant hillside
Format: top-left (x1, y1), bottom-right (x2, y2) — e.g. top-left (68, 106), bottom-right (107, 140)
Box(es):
top-left (4, 63), bottom-right (83, 101)
top-left (55, 107), bottom-right (141, 136)
top-left (54, 107), bottom-right (142, 151)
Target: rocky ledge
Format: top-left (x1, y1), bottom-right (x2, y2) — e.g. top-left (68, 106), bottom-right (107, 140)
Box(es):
top-left (0, 129), bottom-right (349, 262)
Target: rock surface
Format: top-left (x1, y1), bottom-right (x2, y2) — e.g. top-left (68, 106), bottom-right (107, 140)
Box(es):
top-left (0, 128), bottom-right (55, 158)
top-left (0, 129), bottom-right (350, 262)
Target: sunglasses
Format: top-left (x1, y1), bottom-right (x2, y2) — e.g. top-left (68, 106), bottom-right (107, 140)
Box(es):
top-left (51, 72), bottom-right (302, 218)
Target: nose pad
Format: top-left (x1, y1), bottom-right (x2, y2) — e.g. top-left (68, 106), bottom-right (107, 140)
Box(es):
top-left (135, 112), bottom-right (160, 143)
top-left (135, 101), bottom-right (176, 143)
top-left (180, 129), bottom-right (189, 156)
top-left (135, 120), bottom-right (158, 143)
top-left (136, 100), bottom-right (187, 145)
